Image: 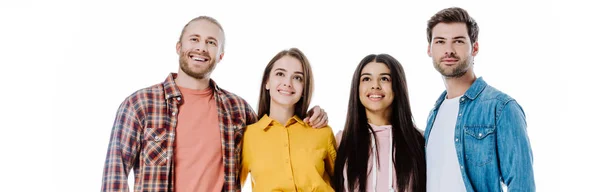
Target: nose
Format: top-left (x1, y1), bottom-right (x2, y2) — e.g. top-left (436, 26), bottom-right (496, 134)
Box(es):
top-left (282, 78), bottom-right (292, 87)
top-left (194, 42), bottom-right (208, 53)
top-left (283, 81), bottom-right (292, 87)
top-left (371, 82), bottom-right (381, 90)
top-left (443, 43), bottom-right (456, 56)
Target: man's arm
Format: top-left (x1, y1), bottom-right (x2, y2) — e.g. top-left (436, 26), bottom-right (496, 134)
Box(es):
top-left (101, 99), bottom-right (142, 191)
top-left (496, 100), bottom-right (535, 191)
top-left (303, 105), bottom-right (329, 128)
top-left (246, 106), bottom-right (258, 126)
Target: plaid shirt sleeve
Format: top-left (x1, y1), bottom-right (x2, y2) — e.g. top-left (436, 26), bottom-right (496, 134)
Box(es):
top-left (244, 101), bottom-right (258, 125)
top-left (101, 97), bottom-right (143, 191)
top-left (215, 87), bottom-right (261, 192)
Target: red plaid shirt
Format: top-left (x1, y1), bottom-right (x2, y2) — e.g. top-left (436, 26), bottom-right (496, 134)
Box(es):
top-left (102, 73), bottom-right (258, 192)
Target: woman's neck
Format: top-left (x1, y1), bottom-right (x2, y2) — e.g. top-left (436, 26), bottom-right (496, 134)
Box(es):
top-left (365, 109), bottom-right (391, 126)
top-left (269, 102), bottom-right (295, 125)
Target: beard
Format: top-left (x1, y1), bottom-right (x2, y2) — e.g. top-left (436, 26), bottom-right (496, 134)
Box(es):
top-left (178, 50), bottom-right (216, 80)
top-left (433, 54), bottom-right (473, 78)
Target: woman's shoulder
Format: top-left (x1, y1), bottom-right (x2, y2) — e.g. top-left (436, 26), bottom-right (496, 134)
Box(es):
top-left (303, 123), bottom-right (334, 136)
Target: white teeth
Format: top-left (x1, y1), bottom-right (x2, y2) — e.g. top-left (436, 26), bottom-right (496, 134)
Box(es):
top-left (192, 57), bottom-right (207, 61)
top-left (279, 90), bottom-right (293, 94)
top-left (369, 95), bottom-right (383, 98)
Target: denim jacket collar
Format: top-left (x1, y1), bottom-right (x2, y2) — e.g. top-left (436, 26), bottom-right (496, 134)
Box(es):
top-left (433, 77), bottom-right (487, 111)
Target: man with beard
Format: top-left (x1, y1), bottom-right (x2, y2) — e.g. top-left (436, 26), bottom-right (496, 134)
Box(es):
top-left (423, 7), bottom-right (535, 192)
top-left (101, 16), bottom-right (329, 192)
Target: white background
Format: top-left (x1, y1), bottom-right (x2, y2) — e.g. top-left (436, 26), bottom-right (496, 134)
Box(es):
top-left (0, 0), bottom-right (597, 191)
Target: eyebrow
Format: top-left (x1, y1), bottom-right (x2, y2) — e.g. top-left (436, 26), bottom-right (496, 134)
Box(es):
top-left (433, 36), bottom-right (467, 40)
top-left (188, 34), bottom-right (219, 43)
top-left (274, 68), bottom-right (304, 75)
top-left (360, 73), bottom-right (391, 76)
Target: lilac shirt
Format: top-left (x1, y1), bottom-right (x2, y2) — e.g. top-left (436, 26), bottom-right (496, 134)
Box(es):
top-left (336, 123), bottom-right (397, 192)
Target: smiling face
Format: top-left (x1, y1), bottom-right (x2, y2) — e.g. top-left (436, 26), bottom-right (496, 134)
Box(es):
top-left (266, 55), bottom-right (305, 109)
top-left (176, 19), bottom-right (225, 80)
top-left (358, 61), bottom-right (394, 115)
top-left (256, 48), bottom-right (313, 118)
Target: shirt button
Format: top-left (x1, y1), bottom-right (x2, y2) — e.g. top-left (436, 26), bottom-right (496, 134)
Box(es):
top-left (154, 136), bottom-right (160, 141)
top-left (459, 113), bottom-right (462, 116)
top-left (285, 159), bottom-right (289, 163)
top-left (461, 166), bottom-right (464, 169)
top-left (455, 138), bottom-right (459, 142)
top-left (284, 144), bottom-right (288, 147)
top-left (176, 97), bottom-right (181, 101)
top-left (478, 133), bottom-right (483, 137)
top-left (461, 98), bottom-right (465, 101)
top-left (172, 112), bottom-right (176, 116)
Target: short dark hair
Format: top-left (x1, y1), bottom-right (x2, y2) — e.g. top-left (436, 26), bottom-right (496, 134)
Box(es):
top-left (427, 7), bottom-right (479, 44)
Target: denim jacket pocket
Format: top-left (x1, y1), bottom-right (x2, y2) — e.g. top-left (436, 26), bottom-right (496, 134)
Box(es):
top-left (464, 125), bottom-right (496, 167)
top-left (143, 127), bottom-right (169, 166)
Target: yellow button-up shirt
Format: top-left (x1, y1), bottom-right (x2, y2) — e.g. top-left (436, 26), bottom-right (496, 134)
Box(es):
top-left (241, 115), bottom-right (336, 192)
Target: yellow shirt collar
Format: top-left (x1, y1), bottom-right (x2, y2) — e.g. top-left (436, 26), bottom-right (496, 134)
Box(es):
top-left (256, 114), bottom-right (305, 130)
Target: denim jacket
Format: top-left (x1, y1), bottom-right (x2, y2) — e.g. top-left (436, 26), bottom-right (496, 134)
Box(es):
top-left (424, 77), bottom-right (535, 192)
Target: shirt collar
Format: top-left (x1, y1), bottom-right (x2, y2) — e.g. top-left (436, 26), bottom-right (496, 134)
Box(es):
top-left (256, 114), bottom-right (305, 131)
top-left (433, 76), bottom-right (487, 110)
top-left (368, 123), bottom-right (392, 133)
top-left (463, 76), bottom-right (487, 100)
top-left (163, 73), bottom-right (223, 100)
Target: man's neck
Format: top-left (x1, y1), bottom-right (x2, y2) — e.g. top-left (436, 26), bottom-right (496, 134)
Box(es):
top-left (443, 70), bottom-right (477, 99)
top-left (175, 70), bottom-right (211, 90)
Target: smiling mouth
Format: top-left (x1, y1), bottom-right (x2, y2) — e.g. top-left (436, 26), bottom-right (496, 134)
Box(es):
top-left (278, 90), bottom-right (295, 95)
top-left (367, 94), bottom-right (384, 101)
top-left (191, 56), bottom-right (208, 62)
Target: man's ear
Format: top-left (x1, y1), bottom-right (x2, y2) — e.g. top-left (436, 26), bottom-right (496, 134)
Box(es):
top-left (472, 41), bottom-right (479, 56)
top-left (427, 43), bottom-right (432, 57)
top-left (176, 41), bottom-right (181, 54)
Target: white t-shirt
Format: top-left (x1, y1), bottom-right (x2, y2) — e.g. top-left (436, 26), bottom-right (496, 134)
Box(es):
top-left (426, 96), bottom-right (467, 192)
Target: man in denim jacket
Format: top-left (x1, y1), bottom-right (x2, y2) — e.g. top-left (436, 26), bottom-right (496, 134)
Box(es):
top-left (423, 7), bottom-right (535, 192)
